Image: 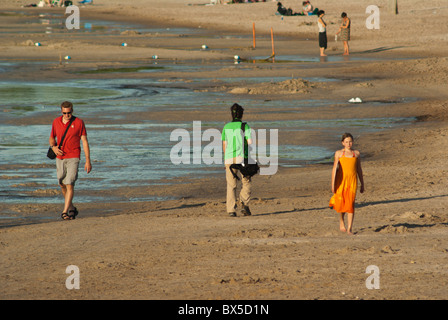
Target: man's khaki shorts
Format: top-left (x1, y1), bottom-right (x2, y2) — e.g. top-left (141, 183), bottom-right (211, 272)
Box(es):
top-left (56, 158), bottom-right (80, 186)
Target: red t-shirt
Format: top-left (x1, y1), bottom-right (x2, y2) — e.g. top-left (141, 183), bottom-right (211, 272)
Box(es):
top-left (50, 116), bottom-right (87, 159)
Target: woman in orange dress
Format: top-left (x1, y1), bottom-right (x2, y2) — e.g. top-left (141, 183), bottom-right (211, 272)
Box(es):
top-left (329, 133), bottom-right (364, 234)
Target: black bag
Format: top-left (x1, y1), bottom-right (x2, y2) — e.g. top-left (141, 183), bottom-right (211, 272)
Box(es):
top-left (229, 122), bottom-right (259, 179)
top-left (47, 116), bottom-right (76, 160)
top-left (239, 161), bottom-right (260, 178)
top-left (230, 161), bottom-right (260, 180)
top-left (47, 146), bottom-right (57, 159)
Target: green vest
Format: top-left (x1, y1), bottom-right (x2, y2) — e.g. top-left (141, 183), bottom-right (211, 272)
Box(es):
top-left (222, 120), bottom-right (251, 161)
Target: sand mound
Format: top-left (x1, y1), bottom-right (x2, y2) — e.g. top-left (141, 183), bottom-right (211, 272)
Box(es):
top-left (230, 78), bottom-right (319, 95)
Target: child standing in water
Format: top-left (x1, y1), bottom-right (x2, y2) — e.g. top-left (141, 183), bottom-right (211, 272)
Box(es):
top-left (329, 133), bottom-right (364, 234)
top-left (317, 10), bottom-right (327, 57)
top-left (336, 12), bottom-right (351, 55)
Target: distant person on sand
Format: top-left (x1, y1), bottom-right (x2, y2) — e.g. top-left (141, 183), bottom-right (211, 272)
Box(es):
top-left (222, 103), bottom-right (253, 217)
top-left (49, 101), bottom-right (92, 220)
top-left (336, 12), bottom-right (351, 55)
top-left (277, 2), bottom-right (292, 16)
top-left (277, 2), bottom-right (302, 16)
top-left (302, 1), bottom-right (313, 15)
top-left (317, 10), bottom-right (327, 56)
top-left (329, 133), bottom-right (365, 235)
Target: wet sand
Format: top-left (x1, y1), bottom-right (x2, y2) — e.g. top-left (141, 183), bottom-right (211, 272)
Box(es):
top-left (1, 0), bottom-right (448, 300)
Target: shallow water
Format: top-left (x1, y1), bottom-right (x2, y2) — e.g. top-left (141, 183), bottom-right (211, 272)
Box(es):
top-left (0, 76), bottom-right (414, 205)
top-left (251, 54), bottom-right (407, 64)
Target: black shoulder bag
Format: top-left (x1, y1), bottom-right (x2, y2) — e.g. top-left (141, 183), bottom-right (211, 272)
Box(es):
top-left (47, 116), bottom-right (76, 160)
top-left (229, 122), bottom-right (260, 180)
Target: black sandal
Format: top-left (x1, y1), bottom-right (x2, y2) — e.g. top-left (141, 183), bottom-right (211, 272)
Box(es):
top-left (61, 212), bottom-right (71, 220)
top-left (68, 207), bottom-right (78, 220)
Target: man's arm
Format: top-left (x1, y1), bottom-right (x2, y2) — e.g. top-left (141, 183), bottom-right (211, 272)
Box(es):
top-left (81, 135), bottom-right (92, 173)
top-left (49, 136), bottom-right (56, 147)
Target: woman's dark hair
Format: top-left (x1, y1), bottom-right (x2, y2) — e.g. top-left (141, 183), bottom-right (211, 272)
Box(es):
top-left (318, 10), bottom-right (325, 16)
top-left (231, 103), bottom-right (244, 120)
top-left (341, 12), bottom-right (347, 18)
top-left (341, 132), bottom-right (353, 141)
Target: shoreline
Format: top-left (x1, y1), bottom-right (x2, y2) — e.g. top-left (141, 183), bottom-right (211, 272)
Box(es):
top-left (1, 0), bottom-right (448, 300)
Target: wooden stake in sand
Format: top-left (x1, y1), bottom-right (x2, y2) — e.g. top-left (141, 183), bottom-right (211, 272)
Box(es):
top-left (270, 27), bottom-right (275, 59)
top-left (252, 22), bottom-right (256, 49)
top-left (389, 0), bottom-right (398, 14)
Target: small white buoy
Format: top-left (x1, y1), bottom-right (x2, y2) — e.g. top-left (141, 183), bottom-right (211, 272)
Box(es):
top-left (121, 42), bottom-right (128, 47)
top-left (201, 44), bottom-right (208, 49)
top-left (152, 55), bottom-right (158, 59)
top-left (348, 97), bottom-right (363, 103)
top-left (64, 56), bottom-right (71, 60)
top-left (234, 55), bottom-right (240, 60)
top-left (35, 42), bottom-right (41, 46)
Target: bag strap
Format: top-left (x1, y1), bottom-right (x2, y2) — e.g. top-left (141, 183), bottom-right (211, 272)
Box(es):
top-left (241, 122), bottom-right (247, 137)
top-left (241, 122), bottom-right (249, 165)
top-left (229, 164), bottom-right (241, 181)
top-left (58, 116), bottom-right (76, 148)
top-left (227, 122), bottom-right (250, 181)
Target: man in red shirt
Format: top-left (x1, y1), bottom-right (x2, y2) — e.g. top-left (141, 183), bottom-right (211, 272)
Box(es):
top-left (49, 101), bottom-right (92, 220)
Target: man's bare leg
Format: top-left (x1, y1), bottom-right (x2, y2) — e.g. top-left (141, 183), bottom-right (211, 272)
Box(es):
top-left (60, 183), bottom-right (75, 214)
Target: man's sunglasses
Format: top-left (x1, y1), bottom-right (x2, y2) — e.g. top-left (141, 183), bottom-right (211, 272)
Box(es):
top-left (62, 112), bottom-right (72, 115)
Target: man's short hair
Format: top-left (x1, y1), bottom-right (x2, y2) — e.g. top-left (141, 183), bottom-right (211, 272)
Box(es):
top-left (61, 101), bottom-right (73, 109)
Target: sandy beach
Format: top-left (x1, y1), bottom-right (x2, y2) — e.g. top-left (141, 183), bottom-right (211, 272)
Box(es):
top-left (1, 0), bottom-right (448, 301)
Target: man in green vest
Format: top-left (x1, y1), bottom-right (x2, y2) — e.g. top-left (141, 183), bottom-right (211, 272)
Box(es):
top-left (221, 103), bottom-right (253, 217)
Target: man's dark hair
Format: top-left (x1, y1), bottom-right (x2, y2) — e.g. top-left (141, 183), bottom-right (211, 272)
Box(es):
top-left (231, 103), bottom-right (244, 121)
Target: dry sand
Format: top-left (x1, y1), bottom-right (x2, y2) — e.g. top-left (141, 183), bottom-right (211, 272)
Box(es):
top-left (1, 0), bottom-right (448, 300)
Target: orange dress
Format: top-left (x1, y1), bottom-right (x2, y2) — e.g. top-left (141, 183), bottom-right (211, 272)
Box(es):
top-left (329, 151), bottom-right (358, 213)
